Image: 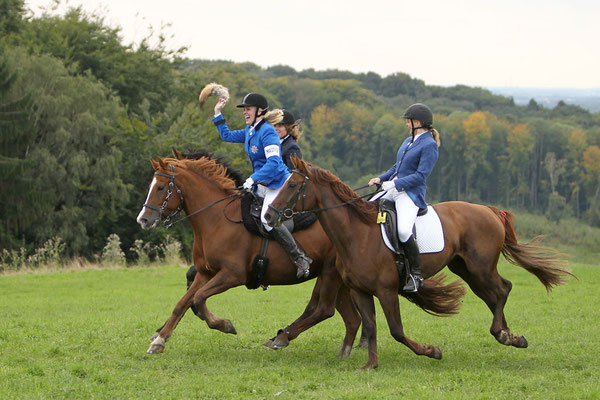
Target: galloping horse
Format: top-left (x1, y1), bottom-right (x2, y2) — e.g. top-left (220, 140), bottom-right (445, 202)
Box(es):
top-left (265, 156), bottom-right (571, 369)
top-left (136, 150), bottom-right (363, 356)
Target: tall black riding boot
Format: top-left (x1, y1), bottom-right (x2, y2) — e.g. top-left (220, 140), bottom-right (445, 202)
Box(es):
top-left (271, 225), bottom-right (312, 278)
top-left (402, 235), bottom-right (423, 293)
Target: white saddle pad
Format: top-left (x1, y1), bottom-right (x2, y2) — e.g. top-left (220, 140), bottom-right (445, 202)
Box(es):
top-left (381, 205), bottom-right (445, 254)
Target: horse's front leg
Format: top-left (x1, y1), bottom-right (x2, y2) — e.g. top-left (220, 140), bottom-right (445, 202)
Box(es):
top-left (377, 287), bottom-right (442, 360)
top-left (147, 270), bottom-right (208, 354)
top-left (150, 265), bottom-right (204, 342)
top-left (191, 270), bottom-right (243, 334)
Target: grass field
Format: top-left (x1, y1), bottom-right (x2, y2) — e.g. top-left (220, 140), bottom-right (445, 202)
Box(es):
top-left (1, 261), bottom-right (598, 399)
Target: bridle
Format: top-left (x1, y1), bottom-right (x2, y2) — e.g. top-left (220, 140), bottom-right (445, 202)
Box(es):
top-left (267, 170), bottom-right (310, 225)
top-left (267, 169), bottom-right (383, 227)
top-left (143, 165), bottom-right (184, 226)
top-left (142, 164), bottom-right (244, 229)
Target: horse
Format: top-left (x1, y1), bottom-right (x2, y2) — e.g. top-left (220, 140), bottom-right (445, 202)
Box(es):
top-left (264, 156), bottom-right (571, 369)
top-left (136, 149), bottom-right (364, 356)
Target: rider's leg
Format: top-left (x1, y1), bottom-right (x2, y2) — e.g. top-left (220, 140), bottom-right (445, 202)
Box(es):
top-left (260, 183), bottom-right (312, 279)
top-left (393, 191), bottom-right (422, 292)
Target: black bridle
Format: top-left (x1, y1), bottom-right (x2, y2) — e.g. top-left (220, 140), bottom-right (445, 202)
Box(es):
top-left (142, 165), bottom-right (185, 226)
top-left (267, 170), bottom-right (383, 226)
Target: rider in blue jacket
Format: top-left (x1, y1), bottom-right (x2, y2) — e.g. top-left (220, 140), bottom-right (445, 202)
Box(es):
top-left (213, 93), bottom-right (311, 279)
top-left (369, 103), bottom-right (441, 292)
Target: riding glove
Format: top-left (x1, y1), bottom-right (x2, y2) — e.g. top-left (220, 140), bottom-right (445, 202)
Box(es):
top-left (243, 177), bottom-right (255, 192)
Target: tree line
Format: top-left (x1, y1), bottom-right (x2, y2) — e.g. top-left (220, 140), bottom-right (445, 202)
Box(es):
top-left (1, 1), bottom-right (599, 261)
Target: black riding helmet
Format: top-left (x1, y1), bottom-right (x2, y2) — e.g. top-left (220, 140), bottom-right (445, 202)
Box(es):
top-left (278, 109), bottom-right (295, 126)
top-left (401, 103), bottom-right (433, 127)
top-left (236, 93), bottom-right (268, 110)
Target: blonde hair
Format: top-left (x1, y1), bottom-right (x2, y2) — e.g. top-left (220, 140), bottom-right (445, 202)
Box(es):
top-left (267, 108), bottom-right (303, 141)
top-left (430, 128), bottom-right (441, 147)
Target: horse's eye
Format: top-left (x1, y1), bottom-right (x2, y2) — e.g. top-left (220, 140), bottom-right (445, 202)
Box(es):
top-left (288, 183), bottom-right (297, 188)
top-left (157, 185), bottom-right (165, 191)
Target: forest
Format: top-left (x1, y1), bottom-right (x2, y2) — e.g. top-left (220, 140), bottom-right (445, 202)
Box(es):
top-left (1, 1), bottom-right (599, 263)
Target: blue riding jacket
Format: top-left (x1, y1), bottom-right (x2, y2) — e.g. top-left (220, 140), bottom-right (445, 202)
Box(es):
top-left (212, 114), bottom-right (290, 188)
top-left (378, 131), bottom-right (439, 209)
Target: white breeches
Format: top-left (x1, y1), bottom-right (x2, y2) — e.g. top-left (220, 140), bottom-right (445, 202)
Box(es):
top-left (380, 189), bottom-right (419, 243)
top-left (256, 176), bottom-right (290, 232)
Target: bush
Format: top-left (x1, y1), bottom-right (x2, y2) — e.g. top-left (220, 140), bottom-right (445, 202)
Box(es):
top-left (100, 234), bottom-right (126, 266)
top-left (160, 235), bottom-right (184, 266)
top-left (129, 239), bottom-right (157, 266)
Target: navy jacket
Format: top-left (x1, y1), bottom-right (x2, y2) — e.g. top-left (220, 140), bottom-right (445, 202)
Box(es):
top-left (212, 114), bottom-right (290, 188)
top-left (379, 131), bottom-right (439, 209)
top-left (280, 135), bottom-right (302, 170)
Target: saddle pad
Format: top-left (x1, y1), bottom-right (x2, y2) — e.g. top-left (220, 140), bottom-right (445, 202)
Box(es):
top-left (381, 205), bottom-right (444, 253)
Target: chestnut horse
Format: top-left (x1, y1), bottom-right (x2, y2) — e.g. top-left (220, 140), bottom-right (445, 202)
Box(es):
top-left (136, 150), bottom-right (363, 356)
top-left (265, 156), bottom-right (571, 369)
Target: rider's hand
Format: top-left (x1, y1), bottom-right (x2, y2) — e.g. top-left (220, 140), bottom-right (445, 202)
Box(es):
top-left (242, 177), bottom-right (254, 192)
top-left (214, 97), bottom-right (227, 116)
top-left (368, 177), bottom-right (381, 187)
top-left (381, 180), bottom-right (396, 191)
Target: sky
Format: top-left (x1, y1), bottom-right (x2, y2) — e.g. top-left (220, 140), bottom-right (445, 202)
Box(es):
top-left (24, 0), bottom-right (600, 89)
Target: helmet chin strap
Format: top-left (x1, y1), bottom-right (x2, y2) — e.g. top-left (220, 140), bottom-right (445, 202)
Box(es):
top-left (409, 119), bottom-right (426, 141)
top-left (250, 108), bottom-right (265, 126)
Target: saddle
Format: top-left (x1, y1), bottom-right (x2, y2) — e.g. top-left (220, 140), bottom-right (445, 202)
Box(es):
top-left (377, 199), bottom-right (427, 278)
top-left (240, 193), bottom-right (317, 289)
top-left (240, 193), bottom-right (317, 237)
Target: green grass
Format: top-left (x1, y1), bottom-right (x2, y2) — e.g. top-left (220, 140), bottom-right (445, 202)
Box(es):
top-left (0, 262), bottom-right (598, 399)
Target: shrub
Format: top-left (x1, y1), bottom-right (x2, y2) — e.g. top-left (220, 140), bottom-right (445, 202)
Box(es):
top-left (101, 234), bottom-right (126, 266)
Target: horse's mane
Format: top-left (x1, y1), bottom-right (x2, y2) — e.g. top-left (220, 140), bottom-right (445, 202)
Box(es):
top-left (295, 159), bottom-right (378, 223)
top-left (160, 149), bottom-right (245, 190)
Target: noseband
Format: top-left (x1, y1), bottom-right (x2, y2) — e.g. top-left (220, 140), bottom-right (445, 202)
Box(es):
top-left (143, 165), bottom-right (184, 225)
top-left (267, 170), bottom-right (309, 225)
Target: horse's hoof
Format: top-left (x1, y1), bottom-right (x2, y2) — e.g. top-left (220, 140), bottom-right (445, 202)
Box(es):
top-left (270, 336), bottom-right (289, 350)
top-left (263, 338), bottom-right (275, 348)
top-left (220, 320), bottom-right (237, 335)
top-left (150, 332), bottom-right (159, 342)
top-left (147, 337), bottom-right (166, 354)
top-left (356, 338), bottom-right (369, 349)
top-left (360, 361), bottom-right (378, 370)
top-left (428, 346), bottom-right (442, 360)
top-left (514, 335), bottom-right (528, 348)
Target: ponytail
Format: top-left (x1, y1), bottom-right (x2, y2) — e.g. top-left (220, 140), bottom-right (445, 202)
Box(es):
top-left (264, 109), bottom-right (284, 125)
top-left (288, 120), bottom-right (303, 141)
top-left (430, 128), bottom-right (441, 147)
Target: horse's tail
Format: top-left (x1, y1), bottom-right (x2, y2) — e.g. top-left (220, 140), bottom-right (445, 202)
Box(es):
top-left (402, 273), bottom-right (466, 317)
top-left (487, 206), bottom-right (573, 292)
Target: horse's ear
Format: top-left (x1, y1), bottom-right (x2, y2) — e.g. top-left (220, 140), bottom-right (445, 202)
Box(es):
top-left (157, 157), bottom-right (167, 170)
top-left (290, 154), bottom-right (301, 169)
top-left (172, 148), bottom-right (183, 160)
top-left (151, 158), bottom-right (159, 171)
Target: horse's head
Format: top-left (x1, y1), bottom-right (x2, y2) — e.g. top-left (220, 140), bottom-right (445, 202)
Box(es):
top-left (265, 155), bottom-right (313, 228)
top-left (136, 157), bottom-right (184, 229)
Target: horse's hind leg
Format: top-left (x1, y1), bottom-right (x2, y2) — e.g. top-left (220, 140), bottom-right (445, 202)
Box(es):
top-left (377, 287), bottom-right (442, 360)
top-left (448, 256), bottom-right (528, 348)
top-left (335, 284), bottom-right (362, 358)
top-left (350, 290), bottom-right (378, 369)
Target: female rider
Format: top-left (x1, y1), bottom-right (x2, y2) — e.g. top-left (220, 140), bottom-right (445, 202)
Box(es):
top-left (213, 94), bottom-right (311, 279)
top-left (368, 103), bottom-right (441, 292)
top-left (273, 109), bottom-right (303, 171)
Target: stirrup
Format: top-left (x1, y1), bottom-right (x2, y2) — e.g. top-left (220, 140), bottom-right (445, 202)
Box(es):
top-left (294, 255), bottom-right (312, 279)
top-left (403, 274), bottom-right (423, 293)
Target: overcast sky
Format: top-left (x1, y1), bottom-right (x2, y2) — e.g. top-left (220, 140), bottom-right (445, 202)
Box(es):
top-left (25, 0), bottom-right (600, 88)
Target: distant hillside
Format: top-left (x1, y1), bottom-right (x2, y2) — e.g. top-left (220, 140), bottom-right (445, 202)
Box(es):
top-left (488, 87), bottom-right (600, 112)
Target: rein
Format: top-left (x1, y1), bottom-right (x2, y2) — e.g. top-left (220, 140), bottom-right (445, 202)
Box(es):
top-left (143, 165), bottom-right (243, 229)
top-left (268, 170), bottom-right (383, 221)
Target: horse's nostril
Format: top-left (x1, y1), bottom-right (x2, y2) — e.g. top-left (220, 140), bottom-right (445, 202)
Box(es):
top-left (265, 213), bottom-right (271, 221)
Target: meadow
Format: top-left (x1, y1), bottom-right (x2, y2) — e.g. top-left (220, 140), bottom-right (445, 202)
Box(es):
top-left (0, 261), bottom-right (598, 399)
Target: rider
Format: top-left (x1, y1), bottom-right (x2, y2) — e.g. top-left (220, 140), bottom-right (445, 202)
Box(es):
top-left (213, 93), bottom-right (312, 279)
top-left (368, 103), bottom-right (441, 292)
top-left (273, 109), bottom-right (303, 170)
